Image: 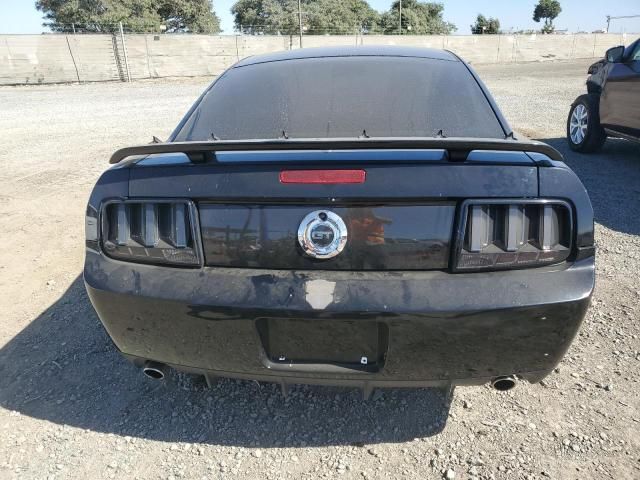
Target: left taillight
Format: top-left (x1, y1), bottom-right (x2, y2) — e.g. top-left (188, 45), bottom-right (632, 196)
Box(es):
top-left (100, 200), bottom-right (201, 267)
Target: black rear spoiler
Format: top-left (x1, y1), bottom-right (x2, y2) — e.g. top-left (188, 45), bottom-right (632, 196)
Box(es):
top-left (109, 137), bottom-right (563, 165)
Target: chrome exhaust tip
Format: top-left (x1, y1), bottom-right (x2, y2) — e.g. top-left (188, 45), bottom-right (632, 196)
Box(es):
top-left (142, 361), bottom-right (168, 380)
top-left (491, 375), bottom-right (517, 391)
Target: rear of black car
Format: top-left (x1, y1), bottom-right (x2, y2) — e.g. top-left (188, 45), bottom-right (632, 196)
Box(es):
top-left (84, 47), bottom-right (595, 393)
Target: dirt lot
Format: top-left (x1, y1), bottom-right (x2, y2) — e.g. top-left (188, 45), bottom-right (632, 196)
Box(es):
top-left (0, 59), bottom-right (639, 480)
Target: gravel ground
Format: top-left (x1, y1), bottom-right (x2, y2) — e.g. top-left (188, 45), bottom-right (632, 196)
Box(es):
top-left (0, 59), bottom-right (639, 480)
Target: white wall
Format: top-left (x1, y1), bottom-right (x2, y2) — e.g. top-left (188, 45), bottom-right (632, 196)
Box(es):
top-left (0, 33), bottom-right (636, 85)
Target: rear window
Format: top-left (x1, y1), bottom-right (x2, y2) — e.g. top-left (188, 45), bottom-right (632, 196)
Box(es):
top-left (175, 56), bottom-right (505, 141)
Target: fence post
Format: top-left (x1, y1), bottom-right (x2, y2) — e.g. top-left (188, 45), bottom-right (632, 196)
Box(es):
top-left (65, 35), bottom-right (81, 82)
top-left (143, 34), bottom-right (152, 79)
top-left (119, 22), bottom-right (132, 82)
top-left (297, 0), bottom-right (303, 48)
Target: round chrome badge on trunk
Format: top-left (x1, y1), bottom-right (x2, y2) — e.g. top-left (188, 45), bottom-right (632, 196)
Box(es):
top-left (298, 211), bottom-right (348, 259)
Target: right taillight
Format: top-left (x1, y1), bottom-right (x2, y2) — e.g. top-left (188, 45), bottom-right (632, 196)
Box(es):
top-left (455, 200), bottom-right (572, 272)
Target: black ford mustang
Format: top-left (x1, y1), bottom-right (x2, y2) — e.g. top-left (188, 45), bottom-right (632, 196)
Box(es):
top-left (84, 46), bottom-right (595, 397)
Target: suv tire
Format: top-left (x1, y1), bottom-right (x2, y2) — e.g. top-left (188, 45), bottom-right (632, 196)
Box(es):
top-left (567, 94), bottom-right (607, 153)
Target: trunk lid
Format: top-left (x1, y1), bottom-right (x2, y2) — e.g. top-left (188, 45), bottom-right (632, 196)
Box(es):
top-left (127, 147), bottom-right (540, 271)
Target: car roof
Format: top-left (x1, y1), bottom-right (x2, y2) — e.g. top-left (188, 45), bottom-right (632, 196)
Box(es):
top-left (233, 45), bottom-right (459, 68)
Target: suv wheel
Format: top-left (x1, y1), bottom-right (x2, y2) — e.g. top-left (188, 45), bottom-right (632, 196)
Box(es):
top-left (567, 94), bottom-right (606, 153)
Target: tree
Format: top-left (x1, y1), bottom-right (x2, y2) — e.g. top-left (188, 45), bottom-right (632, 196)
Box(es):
top-left (232, 0), bottom-right (380, 35)
top-left (533, 0), bottom-right (561, 34)
top-left (306, 0), bottom-right (380, 34)
top-left (158, 0), bottom-right (221, 33)
top-left (378, 1), bottom-right (456, 35)
top-left (231, 0), bottom-right (297, 35)
top-left (231, 0), bottom-right (456, 36)
top-left (35, 0), bottom-right (221, 33)
top-left (470, 14), bottom-right (500, 34)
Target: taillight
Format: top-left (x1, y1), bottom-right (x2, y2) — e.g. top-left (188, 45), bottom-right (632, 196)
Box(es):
top-left (455, 200), bottom-right (572, 271)
top-left (101, 200), bottom-right (201, 266)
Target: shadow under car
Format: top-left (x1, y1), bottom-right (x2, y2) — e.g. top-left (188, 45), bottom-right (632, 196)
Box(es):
top-left (0, 276), bottom-right (451, 447)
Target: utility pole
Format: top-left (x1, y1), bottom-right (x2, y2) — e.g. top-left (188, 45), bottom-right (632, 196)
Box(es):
top-left (399, 0), bottom-right (402, 35)
top-left (298, 0), bottom-right (303, 48)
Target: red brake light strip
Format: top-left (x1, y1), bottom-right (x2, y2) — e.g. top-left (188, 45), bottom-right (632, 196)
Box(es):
top-left (279, 169), bottom-right (366, 184)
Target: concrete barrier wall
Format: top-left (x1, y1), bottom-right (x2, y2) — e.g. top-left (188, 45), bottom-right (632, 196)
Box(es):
top-left (125, 35), bottom-right (239, 79)
top-left (0, 33), bottom-right (636, 85)
top-left (0, 35), bottom-right (117, 84)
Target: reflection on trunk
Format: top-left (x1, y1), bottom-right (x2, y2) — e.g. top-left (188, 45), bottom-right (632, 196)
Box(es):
top-left (198, 204), bottom-right (454, 270)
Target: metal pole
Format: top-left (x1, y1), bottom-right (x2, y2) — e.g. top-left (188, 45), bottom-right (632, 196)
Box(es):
top-left (606, 15), bottom-right (640, 34)
top-left (65, 35), bottom-right (81, 82)
top-left (119, 22), bottom-right (132, 83)
top-left (298, 0), bottom-right (303, 48)
top-left (399, 0), bottom-right (402, 35)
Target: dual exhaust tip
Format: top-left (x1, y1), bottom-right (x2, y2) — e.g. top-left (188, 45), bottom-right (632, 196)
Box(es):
top-left (142, 362), bottom-right (517, 392)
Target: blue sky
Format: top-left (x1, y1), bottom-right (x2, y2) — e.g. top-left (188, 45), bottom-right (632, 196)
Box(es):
top-left (1, 0), bottom-right (639, 34)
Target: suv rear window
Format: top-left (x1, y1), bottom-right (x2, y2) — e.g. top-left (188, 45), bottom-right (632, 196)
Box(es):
top-left (175, 56), bottom-right (505, 141)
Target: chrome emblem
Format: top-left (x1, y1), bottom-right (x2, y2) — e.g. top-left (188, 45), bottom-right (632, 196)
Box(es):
top-left (298, 210), bottom-right (347, 259)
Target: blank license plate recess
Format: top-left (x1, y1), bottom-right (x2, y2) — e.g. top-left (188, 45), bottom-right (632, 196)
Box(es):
top-left (256, 318), bottom-right (388, 370)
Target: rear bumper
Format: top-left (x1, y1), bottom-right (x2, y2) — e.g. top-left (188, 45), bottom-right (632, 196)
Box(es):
top-left (84, 250), bottom-right (594, 387)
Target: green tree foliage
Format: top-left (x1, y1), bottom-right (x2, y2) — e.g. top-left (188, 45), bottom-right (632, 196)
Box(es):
top-left (533, 0), bottom-right (562, 33)
top-left (306, 0), bottom-right (381, 35)
top-left (231, 0), bottom-right (296, 35)
top-left (158, 0), bottom-right (221, 32)
top-left (470, 14), bottom-right (500, 34)
top-left (232, 0), bottom-right (455, 35)
top-left (232, 0), bottom-right (379, 35)
top-left (378, 1), bottom-right (456, 35)
top-left (35, 0), bottom-right (221, 33)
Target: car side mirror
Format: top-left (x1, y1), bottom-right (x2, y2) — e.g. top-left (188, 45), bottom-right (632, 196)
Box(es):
top-left (588, 62), bottom-right (602, 74)
top-left (606, 45), bottom-right (625, 63)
